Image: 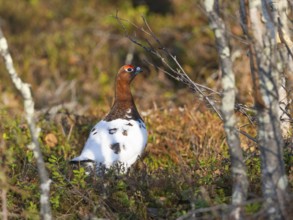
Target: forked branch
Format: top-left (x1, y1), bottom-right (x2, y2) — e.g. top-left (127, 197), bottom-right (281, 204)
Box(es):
top-left (0, 28), bottom-right (52, 220)
top-left (115, 13), bottom-right (223, 120)
top-left (115, 13), bottom-right (257, 142)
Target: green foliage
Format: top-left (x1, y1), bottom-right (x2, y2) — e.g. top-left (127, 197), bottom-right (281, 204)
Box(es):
top-left (0, 104), bottom-right (292, 219)
top-left (47, 155), bottom-right (67, 187)
top-left (245, 201), bottom-right (262, 214)
top-left (26, 201), bottom-right (39, 219)
top-left (71, 168), bottom-right (87, 189)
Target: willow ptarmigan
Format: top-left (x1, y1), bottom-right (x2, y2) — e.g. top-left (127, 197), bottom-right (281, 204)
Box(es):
top-left (71, 65), bottom-right (147, 174)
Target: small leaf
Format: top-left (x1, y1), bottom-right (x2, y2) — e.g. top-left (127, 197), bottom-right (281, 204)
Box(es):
top-left (45, 133), bottom-right (58, 147)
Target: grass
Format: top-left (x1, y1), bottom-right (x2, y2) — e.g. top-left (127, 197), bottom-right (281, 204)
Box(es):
top-left (1, 103), bottom-right (291, 219)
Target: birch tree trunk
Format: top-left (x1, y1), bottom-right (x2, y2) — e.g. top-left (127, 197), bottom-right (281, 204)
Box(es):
top-left (245, 0), bottom-right (290, 218)
top-left (204, 1), bottom-right (248, 219)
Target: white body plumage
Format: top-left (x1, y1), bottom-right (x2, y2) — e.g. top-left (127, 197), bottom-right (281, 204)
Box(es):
top-left (71, 118), bottom-right (148, 173)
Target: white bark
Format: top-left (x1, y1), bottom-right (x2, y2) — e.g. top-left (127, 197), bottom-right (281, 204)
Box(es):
top-left (0, 28), bottom-right (52, 220)
top-left (248, 0), bottom-right (290, 219)
top-left (205, 1), bottom-right (248, 219)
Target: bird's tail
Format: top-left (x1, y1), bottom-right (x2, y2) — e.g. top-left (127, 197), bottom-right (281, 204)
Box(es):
top-left (70, 157), bottom-right (96, 175)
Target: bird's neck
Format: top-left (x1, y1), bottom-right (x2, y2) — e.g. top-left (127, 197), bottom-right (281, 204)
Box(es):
top-left (104, 79), bottom-right (141, 122)
top-left (114, 78), bottom-right (134, 103)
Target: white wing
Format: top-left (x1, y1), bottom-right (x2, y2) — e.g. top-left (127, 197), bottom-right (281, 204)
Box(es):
top-left (71, 119), bottom-right (147, 169)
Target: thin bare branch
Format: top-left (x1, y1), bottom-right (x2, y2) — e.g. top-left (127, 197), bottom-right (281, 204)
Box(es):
top-left (176, 198), bottom-right (264, 220)
top-left (114, 13), bottom-right (262, 144)
top-left (115, 13), bottom-right (224, 120)
top-left (1, 189), bottom-right (7, 220)
top-left (0, 28), bottom-right (52, 220)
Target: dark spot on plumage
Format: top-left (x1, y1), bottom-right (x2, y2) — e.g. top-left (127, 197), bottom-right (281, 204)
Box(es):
top-left (110, 143), bottom-right (121, 154)
top-left (126, 122), bottom-right (133, 126)
top-left (93, 131), bottom-right (98, 135)
top-left (108, 128), bottom-right (118, 134)
top-left (91, 127), bottom-right (96, 132)
top-left (122, 144), bottom-right (126, 150)
top-left (122, 130), bottom-right (128, 136)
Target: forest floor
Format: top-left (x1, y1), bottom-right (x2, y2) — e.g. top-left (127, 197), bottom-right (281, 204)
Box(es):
top-left (1, 102), bottom-right (292, 219)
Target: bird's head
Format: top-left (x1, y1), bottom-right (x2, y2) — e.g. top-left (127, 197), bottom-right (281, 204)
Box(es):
top-left (117, 64), bottom-right (143, 83)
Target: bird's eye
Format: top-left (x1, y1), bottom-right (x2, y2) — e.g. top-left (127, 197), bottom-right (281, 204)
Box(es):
top-left (126, 67), bottom-right (133, 72)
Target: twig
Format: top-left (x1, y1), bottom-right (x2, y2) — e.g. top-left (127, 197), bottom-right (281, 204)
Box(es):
top-left (1, 189), bottom-right (8, 220)
top-left (115, 13), bottom-right (223, 120)
top-left (0, 28), bottom-right (52, 220)
top-left (114, 13), bottom-right (259, 143)
top-left (0, 140), bottom-right (8, 220)
top-left (143, 59), bottom-right (220, 94)
top-left (0, 211), bottom-right (21, 218)
top-left (176, 198), bottom-right (264, 220)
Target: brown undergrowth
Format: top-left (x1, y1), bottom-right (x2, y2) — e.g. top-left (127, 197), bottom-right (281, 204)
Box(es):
top-left (2, 101), bottom-right (290, 219)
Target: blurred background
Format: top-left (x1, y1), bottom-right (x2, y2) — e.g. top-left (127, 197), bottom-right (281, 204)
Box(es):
top-left (0, 0), bottom-right (252, 116)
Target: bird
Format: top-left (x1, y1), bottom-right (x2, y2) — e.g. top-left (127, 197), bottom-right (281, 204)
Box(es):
top-left (70, 64), bottom-right (148, 174)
